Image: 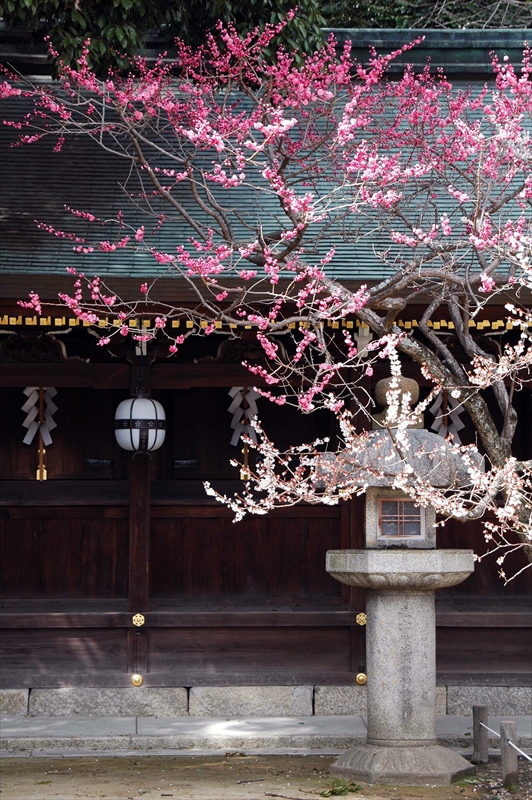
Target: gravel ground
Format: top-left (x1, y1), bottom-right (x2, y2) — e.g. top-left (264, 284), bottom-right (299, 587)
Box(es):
top-left (0, 754), bottom-right (530, 800)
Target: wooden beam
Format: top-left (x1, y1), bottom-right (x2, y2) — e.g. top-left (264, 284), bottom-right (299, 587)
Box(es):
top-left (0, 480), bottom-right (342, 511)
top-left (1, 669), bottom-right (530, 690)
top-left (151, 363), bottom-right (269, 389)
top-left (435, 672), bottom-right (532, 687)
top-left (3, 608), bottom-right (528, 629)
top-left (0, 481), bottom-right (129, 507)
top-left (0, 363), bottom-right (130, 389)
top-left (0, 610), bottom-right (363, 628)
top-left (128, 453), bottom-right (151, 613)
top-left (436, 611), bottom-right (532, 627)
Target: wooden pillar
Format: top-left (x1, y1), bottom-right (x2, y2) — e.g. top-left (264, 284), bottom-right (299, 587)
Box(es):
top-left (346, 373), bottom-right (371, 677)
top-left (127, 452), bottom-right (151, 676)
top-left (472, 705), bottom-right (489, 764)
top-left (128, 451), bottom-right (151, 610)
top-left (501, 720), bottom-right (519, 790)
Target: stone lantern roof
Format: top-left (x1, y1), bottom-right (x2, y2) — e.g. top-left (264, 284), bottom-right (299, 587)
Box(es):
top-left (320, 428), bottom-right (483, 489)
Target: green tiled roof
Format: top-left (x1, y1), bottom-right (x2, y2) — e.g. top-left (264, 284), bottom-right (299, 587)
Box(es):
top-left (0, 26), bottom-right (528, 77)
top-left (328, 30), bottom-right (530, 75)
top-left (0, 93), bottom-right (392, 282)
top-left (0, 72), bottom-right (527, 285)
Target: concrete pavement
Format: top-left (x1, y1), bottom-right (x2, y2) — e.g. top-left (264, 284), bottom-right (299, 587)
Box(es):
top-left (1, 714), bottom-right (531, 757)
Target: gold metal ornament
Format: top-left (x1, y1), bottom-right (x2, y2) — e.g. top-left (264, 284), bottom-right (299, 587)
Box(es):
top-left (356, 612), bottom-right (367, 626)
top-left (130, 673), bottom-right (144, 687)
top-left (240, 439), bottom-right (251, 481)
top-left (37, 388), bottom-right (47, 481)
top-left (355, 673), bottom-right (367, 685)
top-left (132, 613), bottom-right (145, 627)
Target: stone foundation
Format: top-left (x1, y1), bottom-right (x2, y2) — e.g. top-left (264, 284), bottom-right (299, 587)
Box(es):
top-left (447, 686), bottom-right (532, 716)
top-left (314, 685), bottom-right (447, 716)
top-left (189, 686), bottom-right (313, 717)
top-left (29, 688), bottom-right (188, 717)
top-left (314, 685), bottom-right (367, 716)
top-left (1, 685), bottom-right (529, 718)
top-left (0, 689), bottom-right (29, 716)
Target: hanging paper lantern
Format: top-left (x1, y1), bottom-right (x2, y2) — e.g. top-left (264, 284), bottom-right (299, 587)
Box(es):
top-left (114, 393), bottom-right (166, 452)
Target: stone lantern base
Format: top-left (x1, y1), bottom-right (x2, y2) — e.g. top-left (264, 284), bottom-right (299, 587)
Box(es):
top-left (326, 549), bottom-right (476, 787)
top-left (331, 744), bottom-right (474, 786)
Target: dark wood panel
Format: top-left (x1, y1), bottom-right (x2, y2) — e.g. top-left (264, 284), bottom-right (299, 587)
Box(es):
top-left (0, 599), bottom-right (129, 612)
top-left (2, 506), bottom-right (129, 519)
top-left (436, 627), bottom-right (532, 674)
top-left (83, 518), bottom-right (129, 598)
top-left (435, 597), bottom-right (531, 627)
top-left (0, 629), bottom-right (127, 672)
top-left (148, 627), bottom-right (351, 673)
top-left (128, 628), bottom-right (149, 674)
top-left (150, 513), bottom-right (343, 603)
top-left (41, 518), bottom-right (83, 597)
top-left (437, 518), bottom-right (532, 596)
top-left (1, 516), bottom-right (128, 599)
top-left (0, 613), bottom-right (130, 628)
top-left (0, 517), bottom-right (42, 597)
top-left (168, 387), bottom-right (340, 482)
top-left (0, 388), bottom-right (129, 481)
top-left (267, 516), bottom-right (308, 600)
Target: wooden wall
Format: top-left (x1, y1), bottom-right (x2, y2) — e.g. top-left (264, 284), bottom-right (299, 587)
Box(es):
top-left (1, 385), bottom-right (531, 688)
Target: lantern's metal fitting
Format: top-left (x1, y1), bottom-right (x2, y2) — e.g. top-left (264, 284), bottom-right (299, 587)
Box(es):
top-left (356, 612), bottom-right (367, 626)
top-left (133, 376), bottom-right (147, 397)
top-left (355, 673), bottom-right (367, 685)
top-left (131, 673), bottom-right (144, 687)
top-left (132, 613), bottom-right (145, 627)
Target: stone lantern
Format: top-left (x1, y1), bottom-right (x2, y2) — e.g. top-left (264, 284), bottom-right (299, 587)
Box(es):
top-left (326, 426), bottom-right (478, 786)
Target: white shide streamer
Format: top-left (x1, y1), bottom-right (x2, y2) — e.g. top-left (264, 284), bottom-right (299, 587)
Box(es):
top-left (228, 386), bottom-right (260, 446)
top-left (429, 390), bottom-right (465, 444)
top-left (22, 387), bottom-right (57, 446)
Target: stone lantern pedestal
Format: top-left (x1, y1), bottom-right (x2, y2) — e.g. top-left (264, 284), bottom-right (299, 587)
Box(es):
top-left (326, 549), bottom-right (475, 785)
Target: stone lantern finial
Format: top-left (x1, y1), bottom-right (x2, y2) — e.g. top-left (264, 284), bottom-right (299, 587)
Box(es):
top-left (372, 376), bottom-right (423, 429)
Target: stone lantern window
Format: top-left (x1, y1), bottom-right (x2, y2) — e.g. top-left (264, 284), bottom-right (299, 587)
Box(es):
top-left (378, 497), bottom-right (424, 540)
top-left (366, 487), bottom-right (436, 549)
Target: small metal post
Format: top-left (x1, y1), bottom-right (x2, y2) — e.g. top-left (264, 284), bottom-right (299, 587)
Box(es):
top-left (500, 720), bottom-right (519, 790)
top-left (472, 705), bottom-right (489, 764)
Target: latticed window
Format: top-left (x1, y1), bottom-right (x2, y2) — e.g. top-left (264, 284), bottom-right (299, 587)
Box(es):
top-left (378, 498), bottom-right (424, 538)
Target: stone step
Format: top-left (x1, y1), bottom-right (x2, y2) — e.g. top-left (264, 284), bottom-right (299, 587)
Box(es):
top-left (1, 715), bottom-right (531, 755)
